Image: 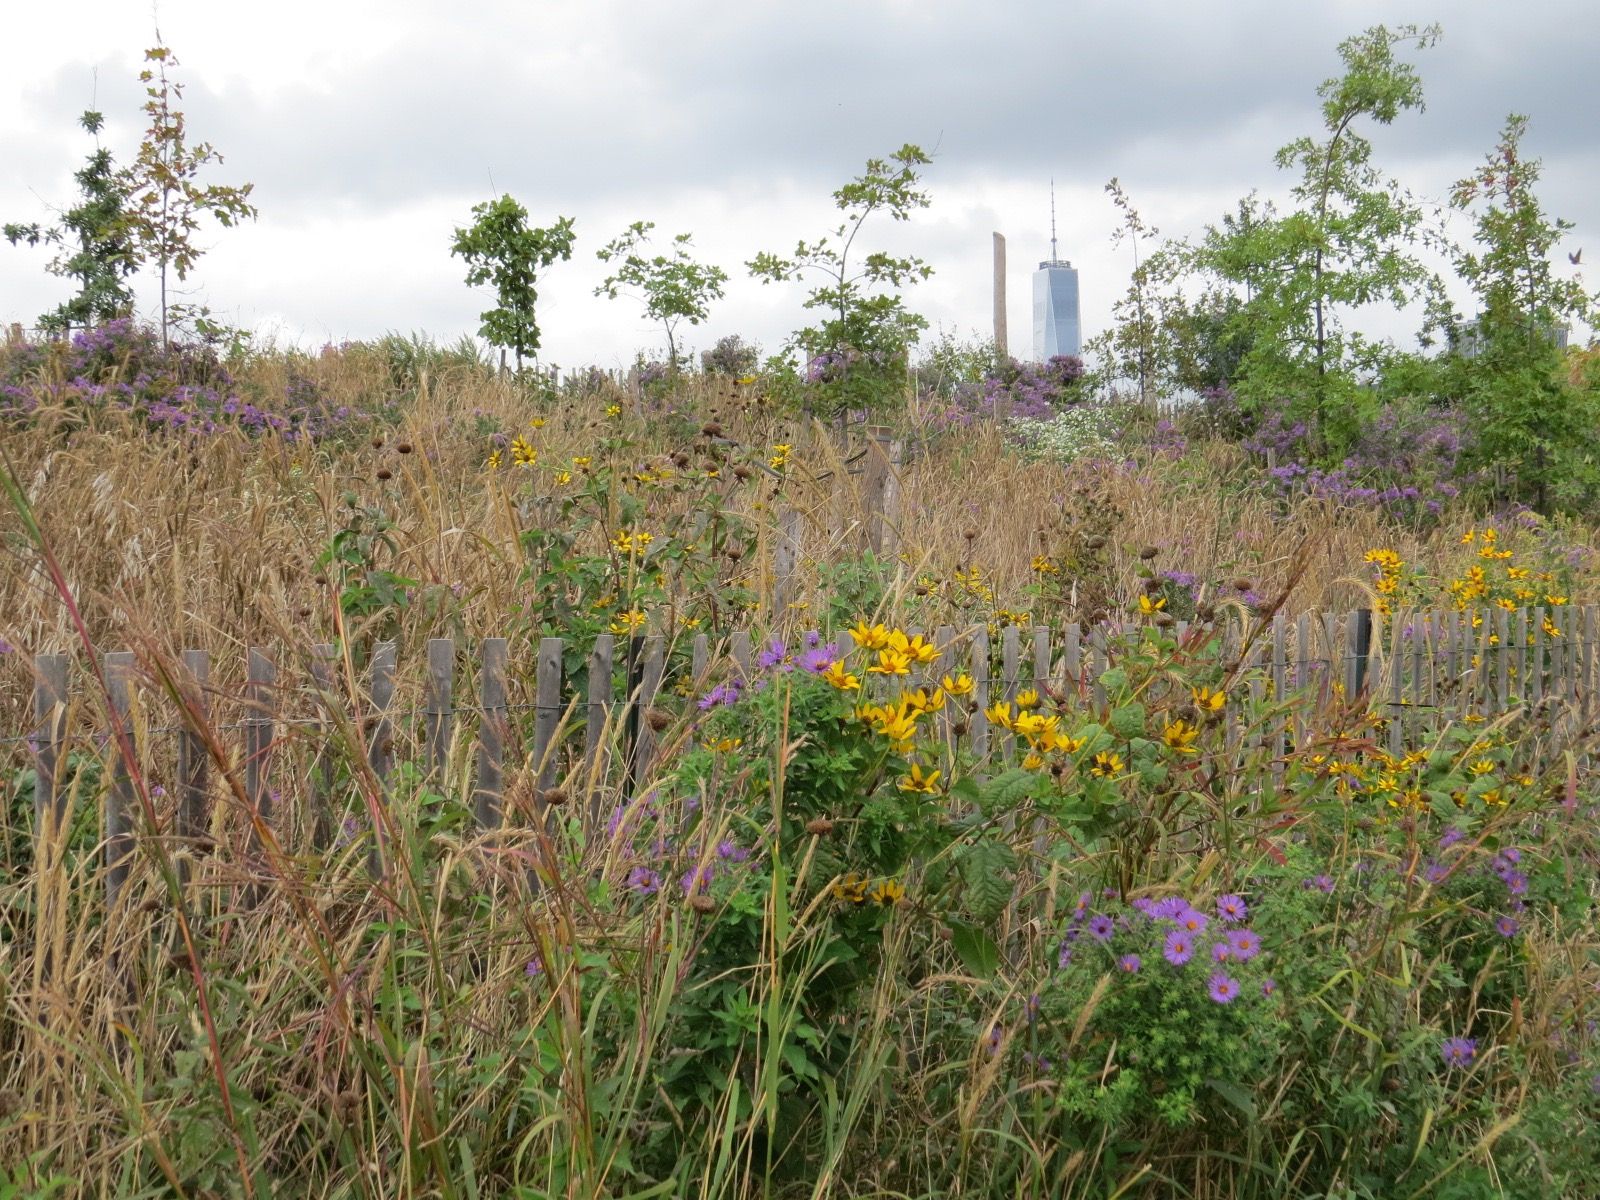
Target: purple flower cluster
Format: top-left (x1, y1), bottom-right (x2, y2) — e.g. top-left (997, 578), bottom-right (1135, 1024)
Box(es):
top-left (932, 355), bottom-right (1085, 428)
top-left (1058, 891), bottom-right (1271, 1006)
top-left (0, 320), bottom-right (362, 441)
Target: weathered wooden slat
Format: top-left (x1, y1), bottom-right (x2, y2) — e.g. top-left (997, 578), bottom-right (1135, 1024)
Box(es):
top-left (1386, 610), bottom-right (1404, 759)
top-left (969, 626), bottom-right (990, 761)
top-left (424, 638), bottom-right (454, 778)
top-left (1530, 606), bottom-right (1546, 709)
top-left (366, 640), bottom-right (397, 875)
top-left (690, 633), bottom-right (708, 687)
top-left (584, 633), bottom-right (615, 833)
top-left (309, 644), bottom-right (337, 851)
top-left (243, 648), bottom-right (275, 903)
top-left (1031, 625), bottom-right (1051, 697)
top-left (32, 653), bottom-right (69, 840)
top-left (474, 638), bottom-right (509, 830)
top-left (105, 651), bottom-right (136, 909)
top-left (532, 637), bottom-right (564, 802)
top-left (1495, 607), bottom-right (1512, 712)
top-left (631, 636), bottom-right (667, 790)
top-left (176, 650), bottom-right (209, 884)
top-left (774, 508), bottom-right (802, 621)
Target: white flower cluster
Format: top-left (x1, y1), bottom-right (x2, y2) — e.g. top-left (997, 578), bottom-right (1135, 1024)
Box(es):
top-left (1008, 406), bottom-right (1116, 465)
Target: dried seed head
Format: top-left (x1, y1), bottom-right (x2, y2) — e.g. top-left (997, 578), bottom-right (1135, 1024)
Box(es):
top-left (733, 464), bottom-right (752, 480)
top-left (297, 606), bottom-right (313, 619)
top-left (673, 452), bottom-right (690, 467)
top-left (914, 584), bottom-right (930, 596)
top-left (701, 421), bottom-right (723, 437)
top-left (1086, 535), bottom-right (1107, 550)
top-left (952, 719), bottom-right (970, 737)
top-left (963, 528), bottom-right (978, 542)
top-left (1232, 578), bottom-right (1255, 592)
top-left (646, 707), bottom-right (672, 732)
top-left (396, 441), bottom-right (413, 455)
top-left (725, 546), bottom-right (744, 562)
top-left (1138, 546), bottom-right (1160, 561)
top-left (375, 467), bottom-right (393, 481)
top-left (1154, 612), bottom-right (1175, 627)
top-left (804, 816), bottom-right (835, 836)
top-left (541, 787), bottom-right (569, 807)
top-left (370, 436), bottom-right (385, 449)
top-left (689, 894), bottom-right (716, 914)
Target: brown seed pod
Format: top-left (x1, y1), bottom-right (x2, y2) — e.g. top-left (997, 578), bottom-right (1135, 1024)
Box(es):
top-left (1086, 535), bottom-right (1108, 550)
top-left (375, 467), bottom-right (393, 481)
top-left (1142, 576), bottom-right (1165, 592)
top-left (689, 894), bottom-right (716, 914)
top-left (1196, 603), bottom-right (1216, 622)
top-left (1138, 546), bottom-right (1160, 560)
top-left (297, 606), bottom-right (313, 619)
top-left (733, 465), bottom-right (752, 480)
top-left (805, 816), bottom-right (835, 836)
top-left (396, 441), bottom-right (413, 455)
top-left (370, 436), bottom-right (384, 449)
top-left (1154, 612), bottom-right (1175, 627)
top-left (540, 787), bottom-right (570, 807)
top-left (725, 546), bottom-right (744, 562)
top-left (914, 584), bottom-right (930, 596)
top-left (1232, 578), bottom-right (1255, 592)
top-left (701, 421), bottom-right (723, 437)
top-left (673, 452), bottom-right (690, 468)
top-left (963, 528), bottom-right (978, 542)
top-left (952, 719), bottom-right (970, 736)
top-left (646, 707), bottom-right (672, 732)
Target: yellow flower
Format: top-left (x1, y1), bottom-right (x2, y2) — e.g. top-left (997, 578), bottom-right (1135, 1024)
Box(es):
top-left (1460, 529), bottom-right (1476, 545)
top-left (1013, 711), bottom-right (1055, 739)
top-left (902, 634), bottom-right (940, 666)
top-left (735, 374), bottom-right (757, 386)
top-left (904, 688), bottom-right (946, 715)
top-left (605, 404), bottom-right (622, 417)
top-left (1090, 750), bottom-right (1125, 778)
top-left (1136, 594), bottom-right (1166, 615)
top-left (530, 417), bottom-right (546, 428)
top-left (822, 661), bottom-right (861, 691)
top-left (510, 435), bottom-right (537, 466)
top-left (1481, 789), bottom-right (1505, 807)
top-left (984, 701), bottom-right (1014, 730)
top-left (1046, 731), bottom-right (1086, 754)
top-left (1191, 686), bottom-right (1226, 715)
top-left (1469, 758), bottom-right (1496, 776)
top-left (1543, 618), bottom-right (1560, 638)
top-left (1031, 555), bottom-right (1057, 574)
top-left (572, 455), bottom-right (592, 469)
top-left (554, 469), bottom-right (572, 485)
top-left (869, 878), bottom-right (905, 906)
top-left (849, 620), bottom-right (891, 651)
top-left (611, 529), bottom-right (654, 555)
top-left (1015, 688), bottom-right (1040, 710)
top-left (1162, 719), bottom-right (1200, 754)
top-left (941, 672), bottom-right (975, 697)
top-left (609, 610), bottom-right (647, 634)
top-left (831, 873), bottom-right (869, 904)
top-left (899, 762), bottom-right (942, 794)
top-left (867, 648), bottom-right (912, 676)
top-left (703, 736), bottom-right (743, 753)
top-left (1507, 566), bottom-right (1529, 581)
top-left (486, 449), bottom-right (503, 470)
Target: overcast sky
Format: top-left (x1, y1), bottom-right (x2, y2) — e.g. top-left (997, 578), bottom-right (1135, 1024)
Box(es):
top-left (3, 1), bottom-right (1596, 370)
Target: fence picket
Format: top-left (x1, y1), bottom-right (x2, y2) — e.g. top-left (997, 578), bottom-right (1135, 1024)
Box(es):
top-left (475, 638), bottom-right (509, 829)
top-left (105, 652), bottom-right (137, 910)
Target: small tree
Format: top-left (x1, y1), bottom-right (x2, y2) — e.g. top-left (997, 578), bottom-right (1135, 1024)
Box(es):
top-left (1195, 24), bottom-right (1445, 450)
top-left (1449, 114), bottom-right (1599, 512)
top-left (451, 197), bottom-right (575, 372)
top-left (594, 221), bottom-right (727, 371)
top-left (5, 110), bottom-right (140, 335)
top-left (120, 41), bottom-right (258, 347)
top-left (748, 143), bottom-right (933, 414)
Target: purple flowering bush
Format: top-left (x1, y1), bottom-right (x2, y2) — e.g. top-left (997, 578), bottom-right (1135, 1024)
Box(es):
top-left (0, 319), bottom-right (362, 440)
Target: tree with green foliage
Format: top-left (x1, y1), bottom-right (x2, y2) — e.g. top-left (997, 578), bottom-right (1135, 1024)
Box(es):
top-left (5, 110), bottom-right (140, 335)
top-left (1448, 114), bottom-right (1599, 512)
top-left (120, 41), bottom-right (258, 347)
top-left (451, 197), bottom-right (575, 372)
top-left (1195, 24), bottom-right (1445, 450)
top-left (748, 143), bottom-right (933, 414)
top-left (594, 221), bottom-right (727, 372)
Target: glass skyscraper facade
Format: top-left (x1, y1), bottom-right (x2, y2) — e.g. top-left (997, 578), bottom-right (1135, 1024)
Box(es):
top-left (1032, 259), bottom-right (1081, 360)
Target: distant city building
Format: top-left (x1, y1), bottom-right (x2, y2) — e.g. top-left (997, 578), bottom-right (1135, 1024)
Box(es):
top-left (1451, 315), bottom-right (1569, 359)
top-left (1032, 182), bottom-right (1081, 360)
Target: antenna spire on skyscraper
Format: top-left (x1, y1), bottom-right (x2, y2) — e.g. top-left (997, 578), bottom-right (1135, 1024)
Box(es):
top-left (1050, 178), bottom-right (1058, 263)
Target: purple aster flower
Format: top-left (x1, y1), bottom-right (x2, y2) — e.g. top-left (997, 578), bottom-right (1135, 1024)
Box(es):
top-left (756, 638), bottom-right (790, 671)
top-left (1438, 827), bottom-right (1466, 850)
top-left (1304, 874), bottom-right (1335, 894)
top-left (717, 839), bottom-right (750, 863)
top-left (1025, 993), bottom-right (1040, 1023)
top-left (1227, 929), bottom-right (1262, 961)
top-left (1261, 978), bottom-right (1277, 997)
top-left (626, 866), bottom-right (661, 895)
top-left (985, 1024), bottom-right (1003, 1055)
top-left (1505, 871), bottom-right (1529, 896)
top-left (525, 955), bottom-right (544, 977)
top-left (681, 864), bottom-right (715, 895)
top-left (1057, 941), bottom-right (1074, 969)
top-left (1151, 896), bottom-right (1188, 921)
top-left (1211, 941), bottom-right (1233, 963)
top-left (1440, 1036), bottom-right (1477, 1068)
top-left (1495, 915), bottom-right (1520, 938)
top-left (1423, 860), bottom-right (1448, 884)
top-left (1118, 953), bottom-right (1141, 973)
top-left (1216, 894), bottom-right (1248, 923)
top-left (1163, 930), bottom-right (1195, 966)
top-left (1176, 907), bottom-right (1210, 934)
top-left (1208, 972), bottom-right (1241, 1004)
top-left (1130, 897), bottom-right (1159, 919)
top-left (1087, 914), bottom-right (1115, 942)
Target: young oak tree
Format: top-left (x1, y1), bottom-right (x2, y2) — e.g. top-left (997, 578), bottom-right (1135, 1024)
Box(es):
top-left (451, 197), bottom-right (575, 373)
top-left (120, 41), bottom-right (258, 347)
top-left (1448, 114), bottom-right (1600, 512)
top-left (748, 143), bottom-right (933, 415)
top-left (594, 221), bottom-right (727, 372)
top-left (5, 110), bottom-right (140, 335)
top-left (1196, 24), bottom-right (1445, 451)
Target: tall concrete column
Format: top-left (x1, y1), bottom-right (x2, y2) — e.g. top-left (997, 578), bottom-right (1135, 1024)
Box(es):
top-left (992, 232), bottom-right (1008, 358)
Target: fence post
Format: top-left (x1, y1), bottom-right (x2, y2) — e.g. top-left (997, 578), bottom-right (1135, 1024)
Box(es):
top-left (309, 644), bottom-right (337, 850)
top-left (584, 634), bottom-right (615, 833)
top-left (1349, 608), bottom-right (1373, 698)
top-left (424, 638), bottom-right (454, 779)
top-left (32, 653), bottom-right (70, 844)
top-left (367, 641), bottom-right (397, 876)
top-left (774, 507), bottom-right (803, 623)
top-left (105, 652), bottom-right (137, 911)
top-left (243, 648), bottom-right (275, 904)
top-left (861, 425), bottom-right (902, 556)
top-left (177, 650), bottom-right (209, 884)
top-left (475, 638), bottom-right (509, 830)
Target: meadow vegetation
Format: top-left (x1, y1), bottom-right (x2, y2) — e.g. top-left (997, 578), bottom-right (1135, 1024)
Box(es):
top-left (1, 18), bottom-right (1599, 1200)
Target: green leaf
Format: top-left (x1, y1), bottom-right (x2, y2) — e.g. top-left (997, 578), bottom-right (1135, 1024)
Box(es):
top-left (947, 920), bottom-right (1000, 979)
top-left (1205, 1077), bottom-right (1258, 1121)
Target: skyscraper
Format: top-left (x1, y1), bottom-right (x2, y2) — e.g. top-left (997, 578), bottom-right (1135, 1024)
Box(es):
top-left (1033, 182), bottom-right (1081, 360)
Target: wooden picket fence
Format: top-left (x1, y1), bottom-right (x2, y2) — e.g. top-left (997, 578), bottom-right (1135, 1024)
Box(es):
top-left (16, 602), bottom-right (1600, 909)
